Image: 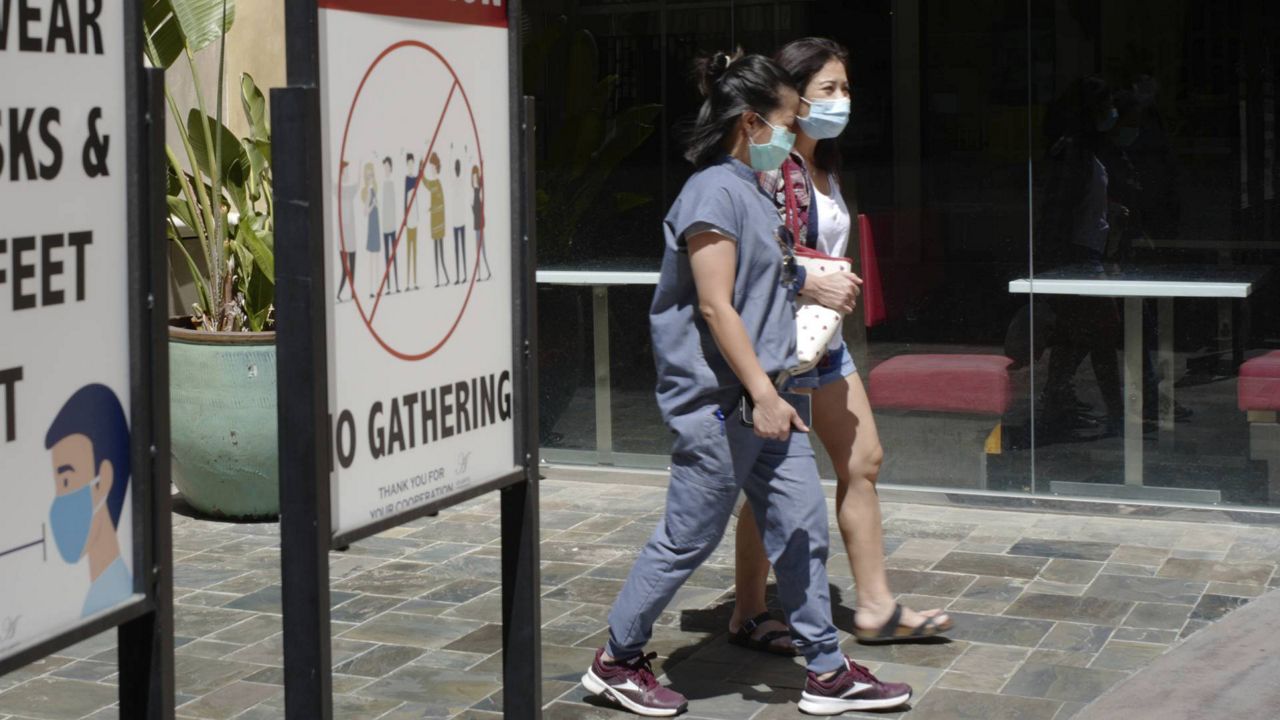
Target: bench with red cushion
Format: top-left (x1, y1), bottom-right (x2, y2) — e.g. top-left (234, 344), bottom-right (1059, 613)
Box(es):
top-left (866, 354), bottom-right (1015, 489)
top-left (1239, 351), bottom-right (1280, 502)
top-left (1238, 351), bottom-right (1280, 412)
top-left (869, 354), bottom-right (1015, 416)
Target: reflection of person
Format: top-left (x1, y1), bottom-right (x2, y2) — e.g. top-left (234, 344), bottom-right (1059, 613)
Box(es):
top-left (361, 162), bottom-right (381, 298)
top-left (1100, 92), bottom-right (1193, 424)
top-left (45, 384), bottom-right (133, 618)
top-left (336, 160), bottom-right (358, 302)
top-left (380, 157), bottom-right (401, 294)
top-left (471, 165), bottom-right (491, 282)
top-left (404, 153), bottom-right (422, 290)
top-left (425, 153), bottom-right (449, 287)
top-left (1038, 76), bottom-right (1124, 439)
top-left (451, 156), bottom-right (468, 285)
top-left (737, 37), bottom-right (951, 652)
top-left (581, 51), bottom-right (910, 717)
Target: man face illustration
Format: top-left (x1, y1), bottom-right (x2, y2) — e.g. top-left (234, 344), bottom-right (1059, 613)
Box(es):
top-left (50, 435), bottom-right (111, 506)
top-left (48, 433), bottom-right (115, 563)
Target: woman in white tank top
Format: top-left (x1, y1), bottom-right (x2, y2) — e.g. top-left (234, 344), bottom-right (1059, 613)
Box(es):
top-left (730, 38), bottom-right (953, 653)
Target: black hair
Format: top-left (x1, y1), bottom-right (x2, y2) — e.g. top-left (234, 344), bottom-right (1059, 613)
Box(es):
top-left (45, 384), bottom-right (131, 528)
top-left (683, 50), bottom-right (797, 168)
top-left (383, 156), bottom-right (392, 169)
top-left (775, 37), bottom-right (850, 173)
top-left (406, 153), bottom-right (415, 164)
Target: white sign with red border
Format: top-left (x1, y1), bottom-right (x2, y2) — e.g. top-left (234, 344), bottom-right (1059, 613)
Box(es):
top-left (319, 0), bottom-right (517, 537)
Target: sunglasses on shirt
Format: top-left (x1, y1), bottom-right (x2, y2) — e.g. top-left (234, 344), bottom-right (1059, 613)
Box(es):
top-left (775, 224), bottom-right (799, 289)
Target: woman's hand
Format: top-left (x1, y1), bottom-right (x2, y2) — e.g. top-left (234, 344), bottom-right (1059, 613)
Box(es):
top-left (750, 390), bottom-right (809, 441)
top-left (799, 272), bottom-right (863, 314)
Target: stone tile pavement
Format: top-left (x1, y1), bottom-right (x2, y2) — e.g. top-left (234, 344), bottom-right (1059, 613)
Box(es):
top-left (2, 470), bottom-right (1279, 719)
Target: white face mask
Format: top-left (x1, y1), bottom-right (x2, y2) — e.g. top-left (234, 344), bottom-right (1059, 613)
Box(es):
top-left (797, 97), bottom-right (851, 139)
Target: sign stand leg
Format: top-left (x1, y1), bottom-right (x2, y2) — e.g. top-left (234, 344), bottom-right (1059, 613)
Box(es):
top-left (118, 66), bottom-right (175, 720)
top-left (500, 95), bottom-right (543, 719)
top-left (501, 480), bottom-right (542, 717)
top-left (274, 84), bottom-right (335, 720)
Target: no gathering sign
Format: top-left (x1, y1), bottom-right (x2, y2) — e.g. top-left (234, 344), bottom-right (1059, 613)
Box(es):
top-left (0, 0), bottom-right (142, 662)
top-left (317, 0), bottom-right (519, 539)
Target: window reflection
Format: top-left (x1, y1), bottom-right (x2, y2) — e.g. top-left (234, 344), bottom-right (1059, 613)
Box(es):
top-left (527, 1), bottom-right (1280, 509)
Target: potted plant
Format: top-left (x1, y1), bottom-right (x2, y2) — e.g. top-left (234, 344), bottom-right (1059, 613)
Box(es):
top-left (145, 0), bottom-right (279, 519)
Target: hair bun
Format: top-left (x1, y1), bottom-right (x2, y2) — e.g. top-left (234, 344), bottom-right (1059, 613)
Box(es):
top-left (694, 48), bottom-right (743, 97)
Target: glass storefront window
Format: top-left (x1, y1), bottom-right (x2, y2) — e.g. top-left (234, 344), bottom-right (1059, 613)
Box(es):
top-left (528, 0), bottom-right (1280, 511)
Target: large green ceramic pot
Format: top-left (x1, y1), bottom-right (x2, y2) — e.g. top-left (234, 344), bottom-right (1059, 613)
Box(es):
top-left (169, 324), bottom-right (279, 520)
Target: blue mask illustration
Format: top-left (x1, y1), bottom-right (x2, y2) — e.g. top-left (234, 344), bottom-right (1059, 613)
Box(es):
top-left (50, 477), bottom-right (105, 563)
top-left (748, 116), bottom-right (797, 172)
top-left (797, 97), bottom-right (851, 139)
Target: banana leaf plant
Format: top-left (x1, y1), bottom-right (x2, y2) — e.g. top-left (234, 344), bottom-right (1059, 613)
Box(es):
top-left (144, 0), bottom-right (275, 332)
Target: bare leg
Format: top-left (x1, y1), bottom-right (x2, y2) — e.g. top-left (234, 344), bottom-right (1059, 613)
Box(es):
top-left (728, 510), bottom-right (792, 650)
top-left (814, 373), bottom-right (948, 631)
top-left (730, 373), bottom-right (948, 638)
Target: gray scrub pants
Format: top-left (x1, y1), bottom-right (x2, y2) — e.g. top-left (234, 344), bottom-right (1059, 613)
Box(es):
top-left (605, 401), bottom-right (845, 674)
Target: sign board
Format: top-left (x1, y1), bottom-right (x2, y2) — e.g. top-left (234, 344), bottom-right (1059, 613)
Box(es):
top-left (0, 0), bottom-right (142, 663)
top-left (318, 0), bottom-right (519, 540)
top-left (275, 0), bottom-right (539, 716)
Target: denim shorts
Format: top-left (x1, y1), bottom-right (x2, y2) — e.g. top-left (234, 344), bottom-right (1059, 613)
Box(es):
top-left (788, 342), bottom-right (857, 389)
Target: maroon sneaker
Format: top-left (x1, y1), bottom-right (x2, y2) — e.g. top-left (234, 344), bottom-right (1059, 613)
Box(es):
top-left (798, 655), bottom-right (912, 715)
top-left (582, 648), bottom-right (688, 717)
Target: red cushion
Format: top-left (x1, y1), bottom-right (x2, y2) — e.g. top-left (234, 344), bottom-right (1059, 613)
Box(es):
top-left (869, 354), bottom-right (1014, 416)
top-left (1239, 351), bottom-right (1280, 412)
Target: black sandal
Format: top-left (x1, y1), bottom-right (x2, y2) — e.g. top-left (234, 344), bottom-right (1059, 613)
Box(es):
top-left (728, 612), bottom-right (798, 657)
top-left (853, 603), bottom-right (953, 645)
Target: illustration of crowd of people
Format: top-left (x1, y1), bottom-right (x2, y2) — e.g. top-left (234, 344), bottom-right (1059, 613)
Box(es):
top-left (336, 143), bottom-right (491, 303)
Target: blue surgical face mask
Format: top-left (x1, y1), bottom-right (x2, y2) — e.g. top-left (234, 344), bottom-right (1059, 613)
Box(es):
top-left (748, 115), bottom-right (796, 172)
top-left (1112, 126), bottom-right (1139, 147)
top-left (1096, 106), bottom-right (1119, 132)
top-left (50, 477), bottom-right (106, 563)
top-left (797, 97), bottom-right (851, 139)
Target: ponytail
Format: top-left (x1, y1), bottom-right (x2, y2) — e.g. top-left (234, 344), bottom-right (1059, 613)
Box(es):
top-left (682, 51), bottom-right (796, 168)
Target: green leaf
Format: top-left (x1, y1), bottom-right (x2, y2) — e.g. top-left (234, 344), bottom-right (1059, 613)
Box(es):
top-left (240, 73), bottom-right (269, 143)
top-left (614, 192), bottom-right (653, 213)
top-left (241, 248), bottom-right (274, 331)
top-left (169, 0), bottom-right (236, 54)
top-left (237, 221), bottom-right (274, 284)
top-left (143, 0), bottom-right (184, 69)
top-left (187, 110), bottom-right (250, 212)
top-left (186, 110), bottom-right (244, 180)
top-left (166, 194), bottom-right (198, 233)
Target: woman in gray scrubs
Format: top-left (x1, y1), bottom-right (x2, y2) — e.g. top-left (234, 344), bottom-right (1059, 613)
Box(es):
top-left (581, 51), bottom-right (911, 717)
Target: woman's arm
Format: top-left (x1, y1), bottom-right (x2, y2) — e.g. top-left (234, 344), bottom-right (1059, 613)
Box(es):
top-left (798, 271), bottom-right (863, 314)
top-left (687, 232), bottom-right (808, 440)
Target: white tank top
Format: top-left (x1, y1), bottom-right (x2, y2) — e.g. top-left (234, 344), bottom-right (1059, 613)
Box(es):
top-left (813, 174), bottom-right (851, 258)
top-left (811, 173), bottom-right (852, 352)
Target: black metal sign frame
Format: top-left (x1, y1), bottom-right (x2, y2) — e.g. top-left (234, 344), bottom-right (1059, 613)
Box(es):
top-left (274, 1), bottom-right (540, 718)
top-left (0, 1), bottom-right (173, 715)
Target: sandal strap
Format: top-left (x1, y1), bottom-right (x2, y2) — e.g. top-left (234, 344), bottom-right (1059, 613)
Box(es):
top-left (757, 629), bottom-right (792, 645)
top-left (881, 604), bottom-right (905, 637)
top-left (916, 615), bottom-right (940, 634)
top-left (741, 611), bottom-right (773, 635)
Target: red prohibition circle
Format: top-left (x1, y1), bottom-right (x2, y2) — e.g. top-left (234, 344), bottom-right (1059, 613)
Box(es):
top-left (336, 40), bottom-right (486, 362)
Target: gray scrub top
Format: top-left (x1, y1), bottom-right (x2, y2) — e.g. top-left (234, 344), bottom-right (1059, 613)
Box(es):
top-left (650, 156), bottom-right (799, 423)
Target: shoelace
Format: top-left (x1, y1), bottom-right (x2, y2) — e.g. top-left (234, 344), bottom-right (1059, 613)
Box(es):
top-left (845, 657), bottom-right (879, 684)
top-left (620, 652), bottom-right (661, 690)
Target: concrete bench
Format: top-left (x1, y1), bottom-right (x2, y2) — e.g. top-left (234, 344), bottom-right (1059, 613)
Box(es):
top-left (868, 354), bottom-right (1014, 489)
top-left (1239, 350), bottom-right (1280, 501)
